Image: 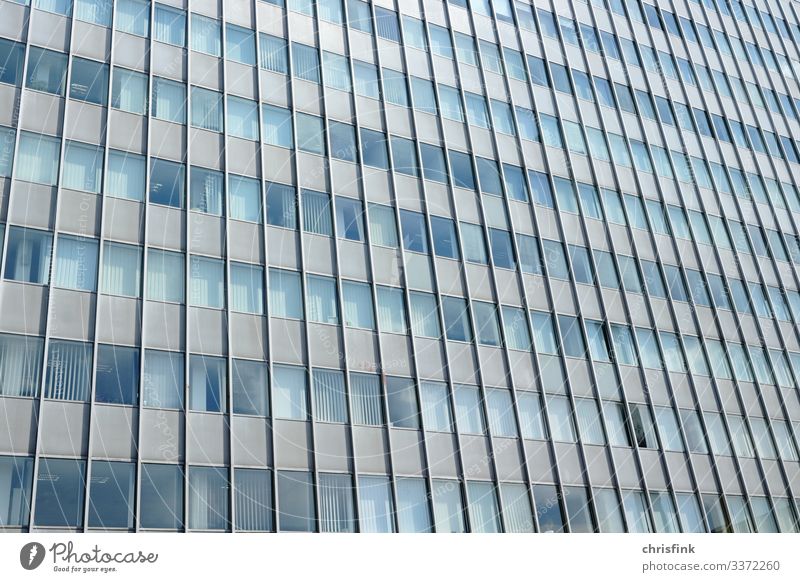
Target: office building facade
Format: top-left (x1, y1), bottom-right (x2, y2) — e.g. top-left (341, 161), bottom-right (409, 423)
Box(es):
top-left (2, 0), bottom-right (800, 533)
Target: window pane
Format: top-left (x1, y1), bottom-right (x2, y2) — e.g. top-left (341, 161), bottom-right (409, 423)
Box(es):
top-left (234, 468), bottom-right (272, 531)
top-left (54, 235), bottom-right (98, 292)
top-left (358, 476), bottom-right (395, 533)
top-left (34, 458), bottom-right (86, 527)
top-left (142, 350), bottom-right (183, 409)
top-left (232, 359), bottom-right (268, 416)
top-left (273, 365), bottom-right (307, 420)
top-left (432, 480), bottom-right (465, 533)
top-left (95, 344), bottom-right (139, 405)
top-left (313, 368), bottom-right (348, 423)
top-left (45, 340), bottom-right (92, 401)
top-left (88, 461), bottom-right (135, 529)
top-left (386, 376), bottom-right (419, 429)
top-left (318, 473), bottom-right (355, 532)
top-left (140, 463), bottom-right (183, 529)
top-left (189, 355), bottom-right (227, 413)
top-left (278, 471), bottom-right (315, 532)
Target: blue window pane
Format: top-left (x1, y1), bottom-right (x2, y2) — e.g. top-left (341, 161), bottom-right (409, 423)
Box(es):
top-left (34, 458), bottom-right (86, 527)
top-left (95, 344), bottom-right (139, 405)
top-left (140, 464), bottom-right (184, 530)
top-left (87, 461), bottom-right (135, 529)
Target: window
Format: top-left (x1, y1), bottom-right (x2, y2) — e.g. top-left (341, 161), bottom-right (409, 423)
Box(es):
top-left (442, 297), bottom-right (471, 342)
top-left (307, 275), bottom-right (338, 324)
top-left (95, 344), bottom-right (139, 405)
top-left (266, 183), bottom-right (297, 228)
top-left (395, 478), bottom-right (431, 532)
top-left (149, 158), bottom-right (185, 208)
top-left (153, 4), bottom-right (186, 46)
top-left (534, 484), bottom-right (565, 533)
top-left (52, 234), bottom-right (98, 292)
top-left (142, 350), bottom-right (183, 409)
top-left (34, 458), bottom-right (86, 527)
top-left (360, 129), bottom-right (389, 169)
top-left (229, 175), bottom-right (261, 223)
top-left (26, 47), bottom-right (68, 95)
top-left (377, 286), bottom-right (406, 334)
top-left (189, 355), bottom-right (226, 413)
top-left (87, 460), bottom-right (135, 529)
top-left (189, 256), bottom-right (224, 309)
top-left (431, 480), bottom-right (465, 533)
top-left (411, 77), bottom-right (437, 114)
top-left (272, 365), bottom-right (307, 420)
top-left (225, 23), bottom-right (255, 66)
top-left (629, 404), bottom-right (658, 448)
top-left (386, 376), bottom-right (419, 429)
top-left (116, 0), bottom-right (150, 36)
top-left (260, 33), bottom-right (287, 73)
top-left (140, 464), bottom-right (183, 529)
top-left (262, 105), bottom-right (293, 148)
top-left (548, 395), bottom-right (577, 442)
top-left (292, 43), bottom-right (320, 83)
top-left (325, 52), bottom-right (352, 92)
top-left (390, 136), bottom-right (417, 177)
top-left (351, 373), bottom-right (383, 426)
top-left (0, 38), bottom-right (24, 87)
top-left (190, 167), bottom-right (224, 216)
top-left (58, 140), bottom-right (103, 194)
top-left (383, 68), bottom-right (409, 106)
top-left (0, 334), bottom-right (43, 399)
top-left (111, 68), bottom-right (148, 114)
top-left (330, 122), bottom-right (356, 162)
top-left (234, 468), bottom-right (272, 532)
top-left (302, 189), bottom-right (332, 236)
top-left (354, 61), bottom-right (378, 98)
top-left (454, 384), bottom-right (485, 434)
top-left (420, 381), bottom-right (453, 432)
top-left (152, 77), bottom-right (186, 123)
top-left (277, 471), bottom-right (315, 532)
top-left (230, 262), bottom-right (264, 314)
top-left (595, 488), bottom-right (625, 533)
top-left (558, 315), bottom-right (586, 358)
top-left (191, 14), bottom-right (221, 56)
top-left (368, 204), bottom-right (398, 247)
top-left (0, 455), bottom-right (33, 527)
top-left (5, 226), bottom-right (53, 285)
top-left (16, 132), bottom-right (60, 186)
top-left (230, 359), bottom-right (268, 417)
top-left (624, 491), bottom-right (654, 533)
top-left (227, 96), bottom-right (259, 141)
top-left (358, 476), bottom-right (394, 533)
top-left (70, 57), bottom-right (108, 105)
top-left (269, 269), bottom-right (303, 319)
top-left (313, 369), bottom-right (348, 423)
top-left (473, 302), bottom-right (501, 347)
top-left (429, 216), bottom-right (458, 259)
top-left (318, 473), bottom-right (355, 532)
top-left (342, 281), bottom-right (374, 330)
top-left (467, 482), bottom-right (500, 533)
top-left (449, 150), bottom-right (475, 190)
top-left (409, 292), bottom-right (440, 338)
top-left (296, 114), bottom-right (325, 155)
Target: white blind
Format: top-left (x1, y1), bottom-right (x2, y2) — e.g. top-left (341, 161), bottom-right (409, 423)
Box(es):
top-left (101, 242), bottom-right (141, 297)
top-left (420, 381), bottom-right (452, 432)
top-left (230, 262), bottom-right (264, 314)
top-left (302, 190), bottom-right (332, 236)
top-left (323, 52), bottom-right (351, 92)
top-left (227, 96), bottom-right (259, 141)
top-left (383, 69), bottom-right (408, 106)
top-left (292, 43), bottom-right (320, 83)
top-left (234, 469), bottom-right (272, 531)
top-left (318, 473), bottom-right (354, 532)
top-left (454, 384), bottom-right (484, 434)
top-left (146, 248), bottom-right (184, 303)
top-left (395, 478), bottom-right (431, 533)
top-left (517, 392), bottom-right (545, 439)
top-left (466, 481), bottom-right (500, 533)
top-left (268, 269), bottom-right (303, 319)
top-left (228, 175), bottom-right (261, 223)
top-left (152, 78), bottom-right (186, 123)
top-left (54, 235), bottom-right (98, 292)
top-left (342, 281), bottom-right (374, 329)
top-left (575, 399), bottom-right (605, 445)
top-left (142, 350), bottom-right (184, 409)
top-left (116, 0), bottom-right (150, 36)
top-left (432, 480), bottom-right (465, 533)
top-left (190, 87), bottom-right (223, 132)
top-left (63, 141), bottom-right (103, 193)
top-left (106, 150), bottom-right (145, 201)
top-left (189, 256), bottom-right (224, 308)
top-left (312, 369), bottom-right (348, 423)
top-left (409, 292), bottom-right (440, 338)
top-left (350, 373), bottom-right (383, 425)
top-left (112, 68), bottom-right (148, 114)
top-left (75, 0), bottom-right (112, 26)
top-left (273, 365), bottom-right (307, 420)
top-left (357, 476), bottom-right (394, 532)
top-left (259, 34), bottom-right (287, 73)
top-left (45, 341), bottom-right (92, 401)
top-left (190, 14), bottom-right (221, 56)
top-left (153, 5), bottom-right (186, 46)
top-left (500, 483), bottom-right (534, 532)
top-left (307, 275), bottom-right (338, 324)
top-left (0, 334), bottom-right (43, 397)
top-left (502, 306), bottom-right (531, 350)
top-left (376, 286), bottom-right (405, 333)
top-left (368, 204), bottom-right (398, 247)
top-left (188, 467), bottom-right (228, 530)
top-left (16, 132), bottom-right (60, 185)
top-left (486, 389), bottom-right (518, 437)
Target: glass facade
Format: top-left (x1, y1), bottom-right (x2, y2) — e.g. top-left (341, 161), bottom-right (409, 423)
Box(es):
top-left (0, 0), bottom-right (799, 534)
